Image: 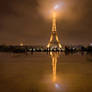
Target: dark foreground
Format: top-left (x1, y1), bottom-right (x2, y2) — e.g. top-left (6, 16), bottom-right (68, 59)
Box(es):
top-left (0, 45), bottom-right (92, 53)
top-left (0, 52), bottom-right (92, 92)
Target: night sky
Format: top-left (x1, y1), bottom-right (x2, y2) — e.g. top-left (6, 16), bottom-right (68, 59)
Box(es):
top-left (0, 0), bottom-right (92, 46)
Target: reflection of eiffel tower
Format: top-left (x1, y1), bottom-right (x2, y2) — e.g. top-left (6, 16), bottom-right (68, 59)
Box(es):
top-left (50, 52), bottom-right (59, 82)
top-left (47, 12), bottom-right (62, 48)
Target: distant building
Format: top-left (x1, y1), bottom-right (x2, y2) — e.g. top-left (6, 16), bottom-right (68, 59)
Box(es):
top-left (20, 43), bottom-right (24, 46)
top-left (90, 43), bottom-right (92, 46)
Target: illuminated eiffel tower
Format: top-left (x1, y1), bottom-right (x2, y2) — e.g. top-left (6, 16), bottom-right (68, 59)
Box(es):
top-left (47, 11), bottom-right (62, 49)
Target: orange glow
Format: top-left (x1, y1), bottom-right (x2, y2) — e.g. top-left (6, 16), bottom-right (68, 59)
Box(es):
top-left (20, 43), bottom-right (23, 46)
top-left (50, 52), bottom-right (59, 82)
top-left (47, 10), bottom-right (62, 48)
top-left (53, 11), bottom-right (56, 18)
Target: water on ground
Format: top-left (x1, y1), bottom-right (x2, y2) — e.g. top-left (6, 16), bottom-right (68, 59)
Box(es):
top-left (0, 52), bottom-right (92, 92)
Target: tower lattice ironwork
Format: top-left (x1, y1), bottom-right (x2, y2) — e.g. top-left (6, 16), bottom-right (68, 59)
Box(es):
top-left (47, 12), bottom-right (62, 48)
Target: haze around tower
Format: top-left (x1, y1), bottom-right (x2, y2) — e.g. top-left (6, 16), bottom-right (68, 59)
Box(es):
top-left (0, 0), bottom-right (91, 45)
top-left (37, 0), bottom-right (84, 22)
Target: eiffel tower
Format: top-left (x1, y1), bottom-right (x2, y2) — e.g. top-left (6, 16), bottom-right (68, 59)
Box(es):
top-left (47, 12), bottom-right (62, 49)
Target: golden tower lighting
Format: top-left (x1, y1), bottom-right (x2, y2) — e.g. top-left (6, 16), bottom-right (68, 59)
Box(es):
top-left (50, 52), bottom-right (59, 82)
top-left (47, 11), bottom-right (62, 49)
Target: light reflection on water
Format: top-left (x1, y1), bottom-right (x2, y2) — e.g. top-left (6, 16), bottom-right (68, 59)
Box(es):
top-left (50, 52), bottom-right (65, 91)
top-left (50, 52), bottom-right (59, 82)
top-left (0, 52), bottom-right (92, 92)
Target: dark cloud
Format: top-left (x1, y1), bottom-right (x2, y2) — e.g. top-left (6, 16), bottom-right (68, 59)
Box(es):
top-left (0, 0), bottom-right (92, 45)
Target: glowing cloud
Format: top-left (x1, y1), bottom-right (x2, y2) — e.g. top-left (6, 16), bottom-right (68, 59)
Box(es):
top-left (54, 5), bottom-right (59, 10)
top-left (54, 3), bottom-right (64, 11)
top-left (37, 0), bottom-right (83, 22)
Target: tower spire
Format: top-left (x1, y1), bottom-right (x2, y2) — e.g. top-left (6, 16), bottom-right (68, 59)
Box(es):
top-left (52, 12), bottom-right (56, 32)
top-left (47, 11), bottom-right (62, 49)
